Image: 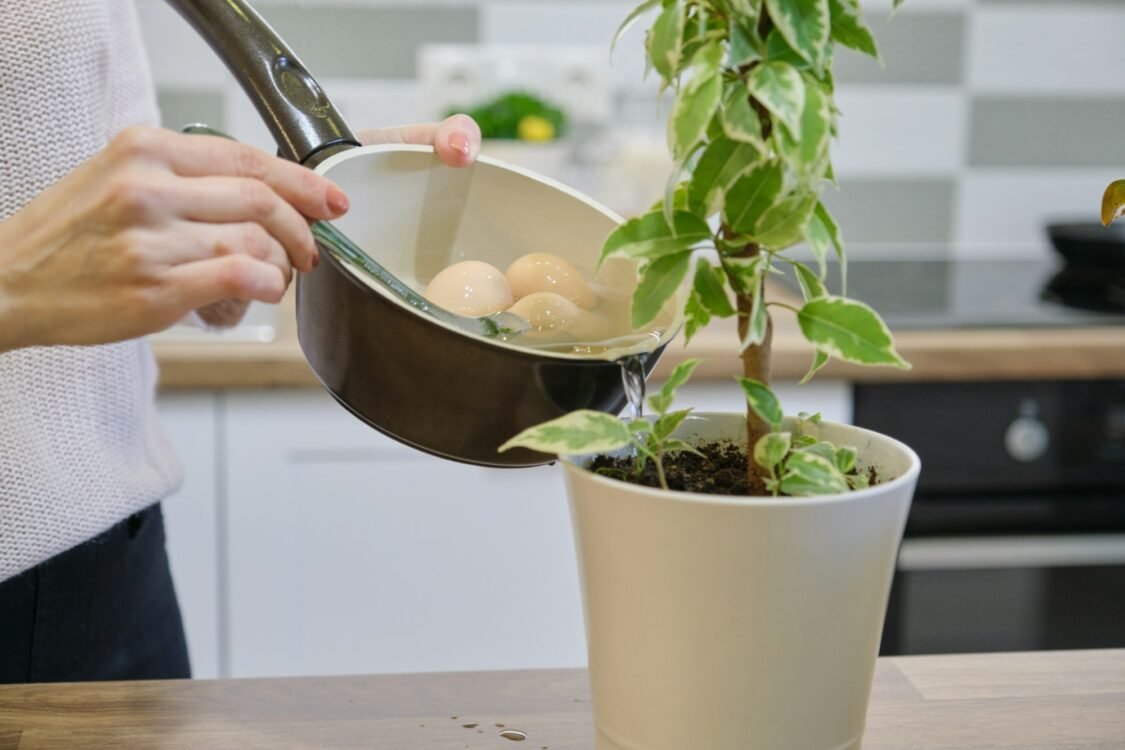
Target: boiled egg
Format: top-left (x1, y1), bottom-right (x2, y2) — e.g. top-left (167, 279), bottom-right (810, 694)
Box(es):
top-left (505, 253), bottom-right (598, 310)
top-left (424, 260), bottom-right (514, 317)
top-left (508, 292), bottom-right (610, 341)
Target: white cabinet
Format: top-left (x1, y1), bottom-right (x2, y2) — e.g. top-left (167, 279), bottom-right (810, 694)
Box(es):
top-left (670, 380), bottom-right (854, 424)
top-left (222, 390), bottom-right (586, 678)
top-left (157, 393), bottom-right (222, 679)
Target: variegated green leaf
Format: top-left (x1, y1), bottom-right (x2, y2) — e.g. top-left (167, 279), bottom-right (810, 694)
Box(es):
top-left (723, 160), bottom-right (784, 234)
top-left (613, 0), bottom-right (661, 55)
top-left (848, 473), bottom-right (870, 490)
top-left (893, 0), bottom-right (906, 10)
top-left (689, 138), bottom-right (762, 217)
top-left (791, 260), bottom-right (827, 301)
top-left (764, 28), bottom-right (808, 69)
top-left (692, 260), bottom-right (737, 317)
top-left (632, 251), bottom-right (692, 328)
top-left (723, 255), bottom-right (767, 294)
top-left (721, 82), bottom-right (765, 147)
top-left (798, 296), bottom-right (910, 368)
top-left (799, 440), bottom-right (838, 463)
top-left (650, 357), bottom-right (701, 414)
top-left (747, 61), bottom-right (806, 136)
top-left (653, 408), bottom-right (693, 440)
top-left (814, 201), bottom-right (846, 292)
top-left (835, 445), bottom-right (857, 474)
top-left (754, 192), bottom-right (819, 249)
top-left (683, 288), bottom-right (711, 342)
top-left (804, 210), bottom-right (832, 277)
top-left (828, 0), bottom-right (880, 59)
top-left (742, 270), bottom-right (769, 349)
top-left (728, 17), bottom-right (761, 66)
top-left (670, 45), bottom-right (723, 159)
top-left (648, 0), bottom-right (686, 82)
top-left (764, 0), bottom-right (830, 73)
top-left (780, 450), bottom-right (849, 496)
top-left (498, 410), bottom-right (632, 455)
top-left (754, 431), bottom-right (792, 471)
top-left (663, 438), bottom-right (705, 457)
top-left (773, 76), bottom-right (832, 181)
top-left (738, 377), bottom-right (783, 430)
top-left (799, 349), bottom-right (830, 385)
top-left (601, 210), bottom-right (711, 265)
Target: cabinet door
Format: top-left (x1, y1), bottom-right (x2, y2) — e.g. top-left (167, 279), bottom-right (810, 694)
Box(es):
top-left (157, 393), bottom-right (221, 678)
top-left (223, 390), bottom-right (585, 678)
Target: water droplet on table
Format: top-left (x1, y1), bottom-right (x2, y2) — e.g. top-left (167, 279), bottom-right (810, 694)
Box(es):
top-left (499, 729), bottom-right (527, 741)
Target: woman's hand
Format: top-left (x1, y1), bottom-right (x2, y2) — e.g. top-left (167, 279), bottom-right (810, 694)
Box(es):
top-left (194, 114), bottom-right (482, 329)
top-left (0, 126), bottom-right (348, 351)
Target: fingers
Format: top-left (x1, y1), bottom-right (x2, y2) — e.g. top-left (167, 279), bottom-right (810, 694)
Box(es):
top-left (161, 221), bottom-right (292, 286)
top-left (357, 114), bottom-right (481, 168)
top-left (127, 129), bottom-right (350, 222)
top-left (163, 254), bottom-right (289, 312)
top-left (166, 177), bottom-right (319, 273)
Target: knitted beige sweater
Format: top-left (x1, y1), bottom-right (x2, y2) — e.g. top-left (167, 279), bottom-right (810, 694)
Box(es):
top-left (0, 1), bottom-right (183, 581)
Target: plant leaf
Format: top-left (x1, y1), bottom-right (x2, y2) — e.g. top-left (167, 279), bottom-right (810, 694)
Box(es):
top-left (499, 410), bottom-right (632, 455)
top-left (764, 28), bottom-right (808, 69)
top-left (1102, 180), bottom-right (1125, 226)
top-left (835, 444), bottom-right (857, 474)
top-left (828, 0), bottom-right (880, 60)
top-left (669, 46), bottom-right (723, 160)
top-left (662, 438), bottom-right (705, 457)
top-left (723, 255), bottom-right (768, 293)
top-left (804, 210), bottom-right (832, 277)
top-left (728, 17), bottom-right (761, 66)
top-left (648, 0), bottom-right (686, 82)
top-left (742, 269), bottom-right (769, 349)
top-left (650, 357), bottom-right (701, 414)
top-left (773, 76), bottom-right (832, 182)
top-left (799, 349), bottom-right (830, 385)
top-left (791, 260), bottom-right (827, 301)
top-left (754, 431), bottom-right (792, 470)
top-left (613, 0), bottom-right (662, 55)
top-left (721, 82), bottom-right (765, 147)
top-left (814, 201), bottom-right (846, 293)
top-left (601, 210), bottom-right (711, 265)
top-left (746, 61), bottom-right (806, 136)
top-left (683, 288), bottom-right (712, 342)
top-left (738, 377), bottom-right (783, 430)
top-left (780, 450), bottom-right (849, 495)
top-left (723, 161), bottom-right (784, 234)
top-left (689, 138), bottom-right (762, 217)
top-left (692, 260), bottom-right (737, 317)
top-left (754, 191), bottom-right (819, 249)
top-left (764, 0), bottom-right (830, 73)
top-left (654, 408), bottom-right (693, 440)
top-left (798, 296), bottom-right (910, 368)
top-left (632, 251), bottom-right (693, 328)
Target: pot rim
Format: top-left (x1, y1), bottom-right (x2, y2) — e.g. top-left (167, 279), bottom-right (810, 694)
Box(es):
top-left (312, 143), bottom-right (684, 362)
top-left (561, 412), bottom-right (922, 508)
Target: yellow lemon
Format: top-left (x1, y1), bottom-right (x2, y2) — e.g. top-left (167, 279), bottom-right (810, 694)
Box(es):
top-left (1102, 180), bottom-right (1125, 226)
top-left (517, 115), bottom-right (556, 143)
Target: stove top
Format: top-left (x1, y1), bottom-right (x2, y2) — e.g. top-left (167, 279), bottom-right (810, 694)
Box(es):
top-left (780, 259), bottom-right (1125, 330)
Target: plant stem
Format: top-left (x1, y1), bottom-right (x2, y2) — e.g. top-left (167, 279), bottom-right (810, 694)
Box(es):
top-left (654, 455), bottom-right (669, 491)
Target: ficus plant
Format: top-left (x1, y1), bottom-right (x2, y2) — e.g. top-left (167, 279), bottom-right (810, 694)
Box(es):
top-left (1103, 181), bottom-right (1125, 226)
top-left (503, 0), bottom-right (910, 496)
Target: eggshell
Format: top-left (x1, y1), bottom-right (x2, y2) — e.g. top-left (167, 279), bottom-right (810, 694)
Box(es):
top-left (424, 260), bottom-right (513, 317)
top-left (505, 253), bottom-right (598, 310)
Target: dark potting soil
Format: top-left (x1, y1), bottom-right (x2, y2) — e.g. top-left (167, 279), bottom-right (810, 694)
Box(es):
top-left (589, 441), bottom-right (767, 496)
top-left (588, 442), bottom-right (881, 497)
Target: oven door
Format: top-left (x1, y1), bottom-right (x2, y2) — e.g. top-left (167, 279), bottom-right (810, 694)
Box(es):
top-left (880, 534), bottom-right (1125, 655)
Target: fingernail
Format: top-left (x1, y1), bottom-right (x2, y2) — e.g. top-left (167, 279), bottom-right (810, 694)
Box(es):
top-left (327, 186), bottom-right (350, 215)
top-left (448, 131), bottom-right (471, 158)
top-left (312, 253), bottom-right (320, 269)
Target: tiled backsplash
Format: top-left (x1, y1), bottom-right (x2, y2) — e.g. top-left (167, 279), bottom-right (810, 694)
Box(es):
top-left (139, 0), bottom-right (1125, 260)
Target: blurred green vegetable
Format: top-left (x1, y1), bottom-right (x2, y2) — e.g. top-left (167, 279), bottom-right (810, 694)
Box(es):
top-left (447, 92), bottom-right (566, 141)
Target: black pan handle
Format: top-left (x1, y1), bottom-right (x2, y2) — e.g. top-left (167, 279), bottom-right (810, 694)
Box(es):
top-left (166, 0), bottom-right (360, 167)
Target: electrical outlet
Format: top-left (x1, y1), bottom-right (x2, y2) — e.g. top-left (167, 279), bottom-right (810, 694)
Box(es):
top-left (417, 45), bottom-right (612, 126)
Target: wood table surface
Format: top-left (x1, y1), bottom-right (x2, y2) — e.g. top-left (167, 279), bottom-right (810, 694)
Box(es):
top-left (1, 650), bottom-right (1122, 749)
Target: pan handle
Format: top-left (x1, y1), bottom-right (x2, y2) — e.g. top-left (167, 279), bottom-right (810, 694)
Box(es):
top-left (165, 0), bottom-right (360, 167)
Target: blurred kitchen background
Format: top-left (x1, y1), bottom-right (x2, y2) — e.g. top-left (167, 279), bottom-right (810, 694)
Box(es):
top-left (138, 0), bottom-right (1125, 681)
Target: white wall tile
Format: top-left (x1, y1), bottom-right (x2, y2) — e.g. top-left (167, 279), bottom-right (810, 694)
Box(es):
top-left (482, 2), bottom-right (651, 90)
top-left (833, 87), bottom-right (966, 177)
top-left (953, 169), bottom-right (1121, 258)
top-left (969, 6), bottom-right (1125, 94)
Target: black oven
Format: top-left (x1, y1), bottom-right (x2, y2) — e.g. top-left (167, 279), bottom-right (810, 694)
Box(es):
top-left (854, 380), bottom-right (1125, 655)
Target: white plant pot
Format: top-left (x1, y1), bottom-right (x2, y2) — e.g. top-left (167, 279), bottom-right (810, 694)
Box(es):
top-left (563, 413), bottom-right (921, 750)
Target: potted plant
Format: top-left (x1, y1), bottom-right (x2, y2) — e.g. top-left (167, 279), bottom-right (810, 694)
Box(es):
top-left (450, 91), bottom-right (572, 177)
top-left (500, 1), bottom-right (920, 749)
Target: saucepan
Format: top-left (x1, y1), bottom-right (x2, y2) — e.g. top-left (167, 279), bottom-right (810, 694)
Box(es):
top-left (167, 0), bottom-right (677, 467)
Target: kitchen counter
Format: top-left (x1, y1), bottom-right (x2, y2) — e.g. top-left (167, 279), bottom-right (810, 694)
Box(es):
top-left (153, 288), bottom-right (1125, 389)
top-left (1, 650), bottom-right (1122, 749)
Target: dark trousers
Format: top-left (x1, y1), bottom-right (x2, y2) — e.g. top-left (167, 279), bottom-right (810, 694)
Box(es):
top-left (0, 503), bottom-right (191, 683)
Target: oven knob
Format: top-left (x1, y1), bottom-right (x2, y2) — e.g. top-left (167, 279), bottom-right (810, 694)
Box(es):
top-left (1005, 416), bottom-right (1050, 462)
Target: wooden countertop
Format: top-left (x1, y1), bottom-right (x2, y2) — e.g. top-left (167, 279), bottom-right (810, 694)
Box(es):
top-left (1, 650), bottom-right (1122, 749)
top-left (152, 288), bottom-right (1125, 389)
